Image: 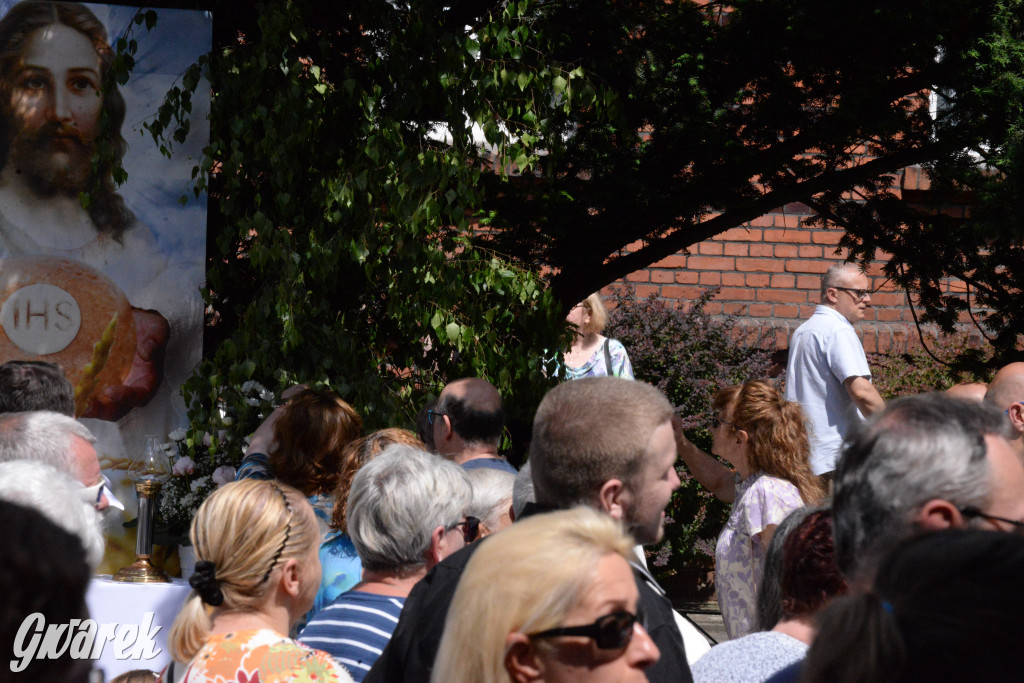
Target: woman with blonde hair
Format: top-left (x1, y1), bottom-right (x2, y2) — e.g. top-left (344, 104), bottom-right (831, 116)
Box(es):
top-left (564, 293), bottom-right (634, 380)
top-left (161, 480), bottom-right (353, 683)
top-left (432, 507), bottom-right (659, 683)
top-left (236, 387), bottom-right (363, 613)
top-left (675, 380), bottom-right (825, 639)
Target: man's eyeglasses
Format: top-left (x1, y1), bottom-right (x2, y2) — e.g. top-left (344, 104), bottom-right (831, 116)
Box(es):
top-left (959, 506), bottom-right (1024, 535)
top-left (427, 409), bottom-right (445, 426)
top-left (80, 479), bottom-right (106, 508)
top-left (832, 286), bottom-right (871, 301)
top-left (529, 610), bottom-right (642, 650)
top-left (448, 516), bottom-right (481, 544)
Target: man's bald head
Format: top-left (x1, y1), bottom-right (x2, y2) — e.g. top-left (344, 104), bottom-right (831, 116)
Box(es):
top-left (946, 382), bottom-right (988, 403)
top-left (985, 363), bottom-right (1024, 411)
top-left (984, 363), bottom-right (1024, 445)
top-left (440, 378), bottom-right (503, 413)
top-left (433, 377), bottom-right (505, 458)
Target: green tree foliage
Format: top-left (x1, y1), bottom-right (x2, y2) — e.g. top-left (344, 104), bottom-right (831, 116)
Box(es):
top-left (153, 0), bottom-right (586, 459)
top-left (139, 0), bottom-right (1022, 454)
top-left (468, 0), bottom-right (1013, 309)
top-left (829, 1), bottom-right (1024, 358)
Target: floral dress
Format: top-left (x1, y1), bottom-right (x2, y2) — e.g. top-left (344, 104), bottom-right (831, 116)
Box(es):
top-left (565, 338), bottom-right (635, 380)
top-left (177, 629), bottom-right (353, 682)
top-left (715, 472), bottom-right (804, 639)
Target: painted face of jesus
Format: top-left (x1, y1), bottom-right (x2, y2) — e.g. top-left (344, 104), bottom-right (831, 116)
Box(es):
top-left (7, 23), bottom-right (102, 196)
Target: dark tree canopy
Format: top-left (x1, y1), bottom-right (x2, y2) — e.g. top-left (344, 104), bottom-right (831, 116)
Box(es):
top-left (128, 0), bottom-right (1024, 454)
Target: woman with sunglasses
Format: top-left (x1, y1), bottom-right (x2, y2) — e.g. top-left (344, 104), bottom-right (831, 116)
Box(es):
top-left (300, 446), bottom-right (475, 682)
top-left (675, 380), bottom-right (825, 639)
top-left (433, 506), bottom-right (659, 683)
top-left (162, 479), bottom-right (353, 682)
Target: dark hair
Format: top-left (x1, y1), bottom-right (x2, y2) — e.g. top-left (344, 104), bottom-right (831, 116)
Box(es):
top-left (779, 508), bottom-right (845, 618)
top-left (833, 393), bottom-right (1011, 581)
top-left (755, 505), bottom-right (811, 630)
top-left (0, 360), bottom-right (74, 416)
top-left (435, 389), bottom-right (504, 447)
top-left (416, 398), bottom-right (438, 451)
top-left (269, 388), bottom-right (362, 496)
top-left (0, 0), bottom-right (133, 240)
top-left (0, 500), bottom-right (90, 683)
top-left (804, 529), bottom-right (1024, 683)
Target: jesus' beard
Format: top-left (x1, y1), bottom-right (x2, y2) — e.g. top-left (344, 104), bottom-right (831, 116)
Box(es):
top-left (7, 122), bottom-right (95, 198)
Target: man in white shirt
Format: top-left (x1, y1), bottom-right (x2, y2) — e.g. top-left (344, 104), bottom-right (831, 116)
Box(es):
top-left (784, 263), bottom-right (884, 476)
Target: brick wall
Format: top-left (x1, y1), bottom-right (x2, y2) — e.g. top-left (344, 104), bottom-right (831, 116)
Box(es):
top-left (607, 167), bottom-right (982, 355)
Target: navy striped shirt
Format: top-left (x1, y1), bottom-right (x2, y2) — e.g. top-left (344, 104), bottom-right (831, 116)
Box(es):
top-left (299, 590), bottom-right (406, 682)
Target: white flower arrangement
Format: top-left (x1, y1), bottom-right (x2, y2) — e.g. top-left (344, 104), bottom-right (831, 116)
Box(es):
top-left (156, 379), bottom-right (279, 545)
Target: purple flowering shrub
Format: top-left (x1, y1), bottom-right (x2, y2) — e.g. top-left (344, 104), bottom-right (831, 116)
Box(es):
top-left (607, 286), bottom-right (775, 582)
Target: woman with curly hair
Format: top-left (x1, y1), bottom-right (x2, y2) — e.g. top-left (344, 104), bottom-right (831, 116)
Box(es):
top-left (675, 380), bottom-right (825, 638)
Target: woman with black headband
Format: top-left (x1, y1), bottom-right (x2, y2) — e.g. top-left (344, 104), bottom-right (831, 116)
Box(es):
top-left (159, 479), bottom-right (353, 683)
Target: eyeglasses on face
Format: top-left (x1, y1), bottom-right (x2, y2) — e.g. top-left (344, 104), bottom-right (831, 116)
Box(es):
top-left (711, 415), bottom-right (738, 430)
top-left (959, 506), bottom-right (1024, 535)
top-left (427, 409), bottom-right (445, 426)
top-left (529, 610), bottom-right (642, 650)
top-left (832, 286), bottom-right (871, 301)
top-left (80, 479), bottom-right (106, 508)
top-left (448, 516), bottom-right (481, 544)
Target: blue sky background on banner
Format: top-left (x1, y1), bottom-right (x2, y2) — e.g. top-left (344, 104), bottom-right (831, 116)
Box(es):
top-left (0, 0), bottom-right (212, 266)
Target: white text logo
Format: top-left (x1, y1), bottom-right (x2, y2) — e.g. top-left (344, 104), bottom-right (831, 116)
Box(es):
top-left (10, 612), bottom-right (162, 672)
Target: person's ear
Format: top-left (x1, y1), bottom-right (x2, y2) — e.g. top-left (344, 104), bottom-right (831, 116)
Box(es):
top-left (598, 478), bottom-right (627, 519)
top-left (505, 633), bottom-right (543, 682)
top-left (279, 558), bottom-right (302, 598)
top-left (915, 498), bottom-right (964, 531)
top-left (426, 525), bottom-right (446, 567)
top-left (735, 428), bottom-right (749, 447)
top-left (440, 414), bottom-right (455, 442)
top-left (1008, 403), bottom-right (1024, 432)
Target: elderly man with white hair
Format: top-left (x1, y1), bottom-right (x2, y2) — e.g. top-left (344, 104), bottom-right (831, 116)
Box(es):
top-left (0, 459), bottom-right (105, 569)
top-left (299, 445), bottom-right (474, 682)
top-left (465, 466), bottom-right (515, 538)
top-left (0, 410), bottom-right (121, 511)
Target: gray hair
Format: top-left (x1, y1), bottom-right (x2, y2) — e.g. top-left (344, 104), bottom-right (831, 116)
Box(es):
top-left (512, 460), bottom-right (535, 520)
top-left (347, 445), bottom-right (473, 573)
top-left (0, 460), bottom-right (104, 569)
top-left (0, 411), bottom-right (96, 481)
top-left (833, 393), bottom-right (1011, 582)
top-left (820, 262), bottom-right (861, 302)
top-left (465, 467), bottom-right (515, 531)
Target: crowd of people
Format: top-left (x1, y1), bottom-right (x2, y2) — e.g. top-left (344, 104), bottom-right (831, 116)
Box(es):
top-left (2, 273), bottom-right (1024, 683)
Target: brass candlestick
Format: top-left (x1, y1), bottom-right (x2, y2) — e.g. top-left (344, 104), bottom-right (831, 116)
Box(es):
top-left (113, 436), bottom-right (172, 583)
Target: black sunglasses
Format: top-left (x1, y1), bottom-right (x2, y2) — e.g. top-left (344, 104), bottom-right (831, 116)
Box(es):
top-left (449, 516), bottom-right (481, 543)
top-left (427, 409), bottom-right (445, 426)
top-left (529, 610), bottom-right (641, 650)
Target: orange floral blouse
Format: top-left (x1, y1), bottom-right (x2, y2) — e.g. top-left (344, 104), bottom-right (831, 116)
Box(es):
top-left (173, 629), bottom-right (353, 683)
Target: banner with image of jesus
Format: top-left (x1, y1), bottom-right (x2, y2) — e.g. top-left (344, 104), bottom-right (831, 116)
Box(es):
top-left (0, 0), bottom-right (210, 571)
